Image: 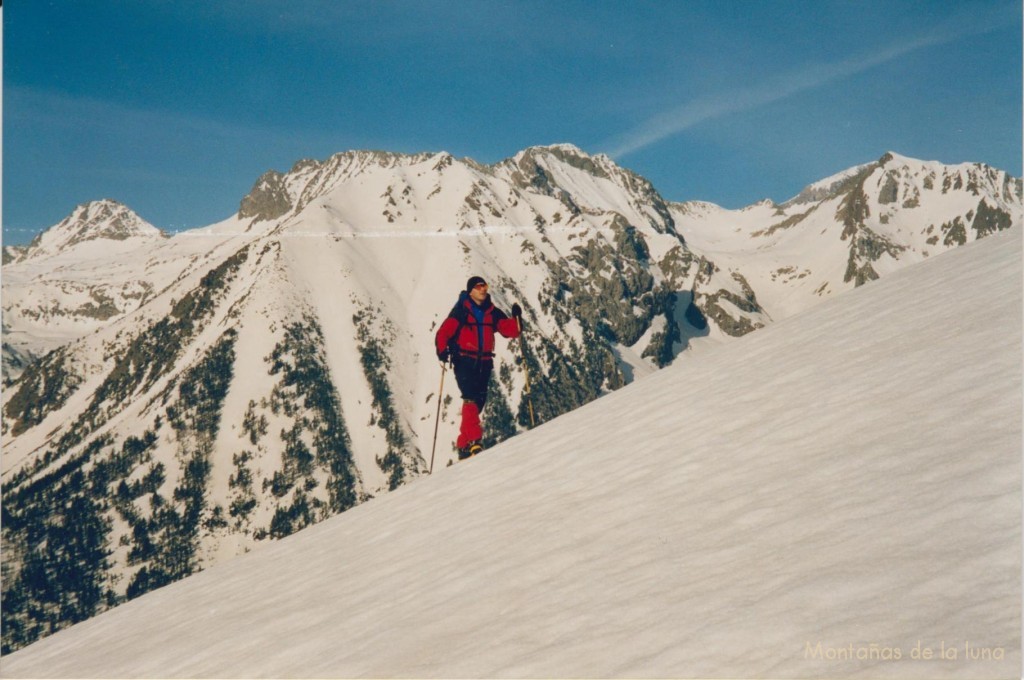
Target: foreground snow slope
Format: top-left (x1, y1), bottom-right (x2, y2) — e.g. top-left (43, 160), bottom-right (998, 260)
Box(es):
top-left (4, 228), bottom-right (1019, 679)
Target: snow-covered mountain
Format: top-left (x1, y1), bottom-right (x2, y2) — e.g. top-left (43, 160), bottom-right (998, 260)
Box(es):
top-left (3, 224), bottom-right (1018, 679)
top-left (1, 200), bottom-right (176, 374)
top-left (1, 145), bottom-right (1020, 654)
top-left (19, 199), bottom-right (166, 258)
top-left (671, 151), bottom-right (1023, 321)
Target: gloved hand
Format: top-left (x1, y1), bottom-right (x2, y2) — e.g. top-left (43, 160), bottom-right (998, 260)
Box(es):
top-left (511, 303), bottom-right (522, 318)
top-left (437, 348), bottom-right (450, 364)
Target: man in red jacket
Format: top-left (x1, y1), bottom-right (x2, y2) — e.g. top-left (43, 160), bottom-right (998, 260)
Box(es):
top-left (435, 276), bottom-right (522, 459)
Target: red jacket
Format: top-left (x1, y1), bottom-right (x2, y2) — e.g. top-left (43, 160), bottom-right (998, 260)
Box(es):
top-left (436, 292), bottom-right (520, 359)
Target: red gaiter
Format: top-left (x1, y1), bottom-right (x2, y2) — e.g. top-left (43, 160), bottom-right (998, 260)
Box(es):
top-left (457, 401), bottom-right (482, 449)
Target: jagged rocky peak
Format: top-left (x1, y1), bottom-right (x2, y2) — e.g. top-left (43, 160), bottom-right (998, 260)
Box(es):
top-left (239, 169), bottom-right (293, 222)
top-left (65, 199), bottom-right (162, 240)
top-left (526, 142), bottom-right (596, 159)
top-left (878, 151), bottom-right (908, 166)
top-left (498, 143), bottom-right (677, 234)
top-left (316, 149), bottom-right (436, 178)
top-left (784, 161), bottom-right (881, 207)
top-left (502, 144), bottom-right (639, 192)
top-left (872, 151), bottom-right (1022, 204)
top-left (26, 199), bottom-right (165, 254)
top-left (506, 143), bottom-right (614, 181)
top-left (239, 150), bottom-right (442, 222)
top-left (875, 151), bottom-right (944, 182)
top-left (785, 151), bottom-right (945, 207)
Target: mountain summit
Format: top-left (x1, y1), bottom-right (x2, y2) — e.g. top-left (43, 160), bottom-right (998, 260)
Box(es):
top-left (232, 144), bottom-right (680, 242)
top-left (20, 199), bottom-right (166, 260)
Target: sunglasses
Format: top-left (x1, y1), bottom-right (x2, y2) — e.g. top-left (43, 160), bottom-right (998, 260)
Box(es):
top-left (473, 282), bottom-right (488, 289)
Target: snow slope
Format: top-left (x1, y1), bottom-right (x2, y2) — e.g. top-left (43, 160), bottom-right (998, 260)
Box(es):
top-left (3, 223), bottom-right (1018, 678)
top-left (6, 229), bottom-right (1015, 680)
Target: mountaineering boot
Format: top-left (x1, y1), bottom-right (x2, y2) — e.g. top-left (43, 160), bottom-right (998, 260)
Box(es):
top-left (458, 441), bottom-right (484, 460)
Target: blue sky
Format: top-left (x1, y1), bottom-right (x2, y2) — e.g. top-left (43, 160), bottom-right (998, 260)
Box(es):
top-left (3, 0), bottom-right (1021, 245)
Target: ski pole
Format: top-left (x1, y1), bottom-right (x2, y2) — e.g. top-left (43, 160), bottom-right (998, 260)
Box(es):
top-left (516, 316), bottom-right (536, 428)
top-left (429, 364), bottom-right (446, 475)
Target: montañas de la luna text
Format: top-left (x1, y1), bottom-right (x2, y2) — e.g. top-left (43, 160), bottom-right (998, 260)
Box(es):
top-left (805, 641), bottom-right (1006, 662)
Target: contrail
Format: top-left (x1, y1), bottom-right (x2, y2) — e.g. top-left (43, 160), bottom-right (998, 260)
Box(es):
top-left (604, 6), bottom-right (1017, 159)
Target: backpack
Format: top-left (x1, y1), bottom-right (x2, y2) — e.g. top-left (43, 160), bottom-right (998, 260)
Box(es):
top-left (446, 295), bottom-right (504, 360)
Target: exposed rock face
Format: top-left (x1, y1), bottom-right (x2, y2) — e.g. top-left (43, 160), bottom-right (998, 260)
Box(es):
top-left (972, 200), bottom-right (1013, 239)
top-left (239, 170), bottom-right (293, 222)
top-left (3, 246), bottom-right (27, 265)
top-left (693, 259), bottom-right (768, 337)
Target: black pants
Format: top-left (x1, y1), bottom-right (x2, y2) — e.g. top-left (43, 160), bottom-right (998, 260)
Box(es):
top-left (452, 354), bottom-right (493, 409)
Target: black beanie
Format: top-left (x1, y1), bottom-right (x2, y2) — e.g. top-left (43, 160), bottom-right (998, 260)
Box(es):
top-left (466, 276), bottom-right (487, 293)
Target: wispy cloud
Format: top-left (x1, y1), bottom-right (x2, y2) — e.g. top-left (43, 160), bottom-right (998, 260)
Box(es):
top-left (6, 85), bottom-right (307, 152)
top-left (603, 5), bottom-right (1018, 159)
top-left (3, 86), bottom-right (343, 233)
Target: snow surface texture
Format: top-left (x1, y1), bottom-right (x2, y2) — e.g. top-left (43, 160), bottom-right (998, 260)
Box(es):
top-left (2, 228), bottom-right (1020, 679)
